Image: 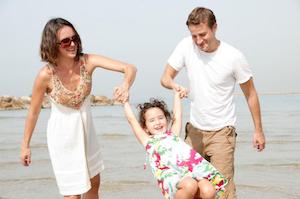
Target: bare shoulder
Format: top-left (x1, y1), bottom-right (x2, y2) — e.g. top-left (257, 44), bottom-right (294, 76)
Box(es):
top-left (38, 65), bottom-right (52, 80)
top-left (82, 53), bottom-right (89, 63)
top-left (34, 65), bottom-right (52, 89)
top-left (82, 53), bottom-right (98, 65)
top-left (27, 66), bottom-right (51, 98)
top-left (82, 53), bottom-right (96, 74)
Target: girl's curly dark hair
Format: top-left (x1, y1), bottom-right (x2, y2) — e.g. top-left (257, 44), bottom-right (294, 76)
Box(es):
top-left (137, 98), bottom-right (171, 128)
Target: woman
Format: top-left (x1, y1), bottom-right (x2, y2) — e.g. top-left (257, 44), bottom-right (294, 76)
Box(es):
top-left (20, 18), bottom-right (136, 199)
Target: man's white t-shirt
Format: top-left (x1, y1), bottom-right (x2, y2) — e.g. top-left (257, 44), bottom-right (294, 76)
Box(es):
top-left (168, 36), bottom-right (252, 131)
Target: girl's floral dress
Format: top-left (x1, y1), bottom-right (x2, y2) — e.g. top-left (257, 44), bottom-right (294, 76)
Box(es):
top-left (145, 131), bottom-right (227, 199)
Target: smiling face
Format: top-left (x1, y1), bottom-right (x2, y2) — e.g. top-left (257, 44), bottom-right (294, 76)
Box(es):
top-left (56, 26), bottom-right (78, 59)
top-left (188, 22), bottom-right (218, 53)
top-left (144, 107), bottom-right (168, 135)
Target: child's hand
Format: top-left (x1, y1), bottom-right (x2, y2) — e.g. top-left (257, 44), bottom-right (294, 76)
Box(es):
top-left (173, 83), bottom-right (188, 99)
top-left (123, 100), bottom-right (130, 106)
top-left (113, 85), bottom-right (129, 103)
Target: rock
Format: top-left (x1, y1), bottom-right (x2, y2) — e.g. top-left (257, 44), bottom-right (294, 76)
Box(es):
top-left (0, 101), bottom-right (12, 109)
top-left (112, 100), bottom-right (122, 105)
top-left (0, 96), bottom-right (24, 110)
top-left (0, 95), bottom-right (116, 110)
top-left (0, 95), bottom-right (13, 103)
top-left (20, 96), bottom-right (31, 109)
top-left (91, 95), bottom-right (114, 106)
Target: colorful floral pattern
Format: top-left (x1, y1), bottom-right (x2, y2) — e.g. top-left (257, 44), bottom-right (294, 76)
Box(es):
top-left (145, 131), bottom-right (227, 199)
top-left (47, 57), bottom-right (91, 109)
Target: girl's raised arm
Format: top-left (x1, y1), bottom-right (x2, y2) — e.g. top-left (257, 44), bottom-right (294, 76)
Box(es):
top-left (171, 90), bottom-right (182, 136)
top-left (124, 102), bottom-right (149, 147)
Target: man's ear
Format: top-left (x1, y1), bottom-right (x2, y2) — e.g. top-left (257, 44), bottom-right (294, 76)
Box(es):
top-left (212, 23), bottom-right (217, 33)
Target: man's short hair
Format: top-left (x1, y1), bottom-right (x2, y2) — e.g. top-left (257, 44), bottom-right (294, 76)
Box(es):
top-left (186, 7), bottom-right (216, 28)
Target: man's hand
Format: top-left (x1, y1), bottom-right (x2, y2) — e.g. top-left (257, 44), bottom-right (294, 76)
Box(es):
top-left (253, 131), bottom-right (266, 152)
top-left (173, 83), bottom-right (188, 99)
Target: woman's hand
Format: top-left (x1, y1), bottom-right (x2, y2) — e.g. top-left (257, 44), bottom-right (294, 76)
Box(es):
top-left (21, 144), bottom-right (31, 166)
top-left (114, 85), bottom-right (129, 103)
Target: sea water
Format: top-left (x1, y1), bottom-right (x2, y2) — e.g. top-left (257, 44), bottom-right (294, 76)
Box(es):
top-left (0, 95), bottom-right (299, 199)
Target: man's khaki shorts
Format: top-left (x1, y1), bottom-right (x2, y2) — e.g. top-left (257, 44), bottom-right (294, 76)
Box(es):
top-left (185, 122), bottom-right (237, 199)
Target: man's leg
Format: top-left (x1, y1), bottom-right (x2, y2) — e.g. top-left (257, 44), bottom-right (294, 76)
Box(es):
top-left (184, 122), bottom-right (206, 158)
top-left (204, 126), bottom-right (237, 199)
top-left (185, 123), bottom-right (237, 198)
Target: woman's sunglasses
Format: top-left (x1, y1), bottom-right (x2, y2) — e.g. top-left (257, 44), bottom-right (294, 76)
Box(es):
top-left (57, 35), bottom-right (79, 48)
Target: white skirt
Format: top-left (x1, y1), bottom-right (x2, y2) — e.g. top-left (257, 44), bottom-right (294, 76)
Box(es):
top-left (47, 96), bottom-right (104, 195)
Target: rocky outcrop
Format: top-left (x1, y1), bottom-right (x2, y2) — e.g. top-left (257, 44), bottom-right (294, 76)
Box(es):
top-left (0, 95), bottom-right (119, 110)
top-left (91, 95), bottom-right (114, 106)
top-left (0, 96), bottom-right (27, 110)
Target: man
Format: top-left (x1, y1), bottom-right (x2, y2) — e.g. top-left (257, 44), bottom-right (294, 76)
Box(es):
top-left (161, 7), bottom-right (266, 199)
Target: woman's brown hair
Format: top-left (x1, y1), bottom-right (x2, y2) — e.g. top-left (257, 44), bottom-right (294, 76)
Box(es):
top-left (40, 18), bottom-right (82, 65)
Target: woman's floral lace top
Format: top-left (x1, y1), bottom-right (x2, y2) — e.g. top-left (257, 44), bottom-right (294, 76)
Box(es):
top-left (47, 58), bottom-right (92, 109)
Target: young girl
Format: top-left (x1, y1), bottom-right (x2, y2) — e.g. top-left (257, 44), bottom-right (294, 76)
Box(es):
top-left (123, 91), bottom-right (227, 199)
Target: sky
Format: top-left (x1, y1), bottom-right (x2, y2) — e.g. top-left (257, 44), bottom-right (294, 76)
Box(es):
top-left (1, 0), bottom-right (300, 102)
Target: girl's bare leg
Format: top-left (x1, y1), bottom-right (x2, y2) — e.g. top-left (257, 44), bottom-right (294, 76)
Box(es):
top-left (198, 179), bottom-right (215, 199)
top-left (174, 177), bottom-right (198, 199)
